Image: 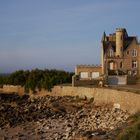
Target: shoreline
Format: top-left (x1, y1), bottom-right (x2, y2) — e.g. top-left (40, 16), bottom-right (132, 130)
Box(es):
top-left (0, 93), bottom-right (129, 140)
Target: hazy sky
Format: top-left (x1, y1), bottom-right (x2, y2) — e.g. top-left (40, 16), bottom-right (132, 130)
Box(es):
top-left (0, 0), bottom-right (140, 73)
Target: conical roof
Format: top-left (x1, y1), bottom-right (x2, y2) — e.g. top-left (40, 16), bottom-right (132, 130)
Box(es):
top-left (101, 31), bottom-right (107, 42)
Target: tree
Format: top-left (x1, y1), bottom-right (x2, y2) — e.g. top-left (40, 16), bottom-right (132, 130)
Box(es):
top-left (0, 69), bottom-right (74, 93)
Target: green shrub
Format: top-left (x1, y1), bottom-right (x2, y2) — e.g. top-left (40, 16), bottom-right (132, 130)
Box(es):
top-left (0, 69), bottom-right (74, 93)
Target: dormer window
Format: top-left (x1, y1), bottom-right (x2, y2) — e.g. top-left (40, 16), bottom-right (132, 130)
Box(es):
top-left (132, 49), bottom-right (137, 57)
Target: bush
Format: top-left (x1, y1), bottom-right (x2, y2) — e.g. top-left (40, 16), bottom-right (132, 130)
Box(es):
top-left (0, 69), bottom-right (74, 93)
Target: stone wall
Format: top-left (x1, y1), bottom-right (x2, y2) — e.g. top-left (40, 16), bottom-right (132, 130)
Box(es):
top-left (107, 75), bottom-right (127, 85)
top-left (0, 85), bottom-right (24, 96)
top-left (72, 76), bottom-right (103, 87)
top-left (45, 86), bottom-right (140, 114)
top-left (1, 85), bottom-right (140, 114)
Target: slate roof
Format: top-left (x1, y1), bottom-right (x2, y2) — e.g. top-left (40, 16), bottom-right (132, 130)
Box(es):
top-left (123, 36), bottom-right (136, 50)
top-left (102, 35), bottom-right (136, 52)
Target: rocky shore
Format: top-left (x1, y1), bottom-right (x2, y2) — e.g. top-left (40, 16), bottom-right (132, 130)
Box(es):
top-left (0, 93), bottom-right (129, 140)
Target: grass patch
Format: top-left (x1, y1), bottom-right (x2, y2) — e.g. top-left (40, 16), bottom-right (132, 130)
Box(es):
top-left (114, 112), bottom-right (140, 140)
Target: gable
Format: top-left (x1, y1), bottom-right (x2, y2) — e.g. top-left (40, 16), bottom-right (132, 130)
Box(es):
top-left (123, 37), bottom-right (137, 50)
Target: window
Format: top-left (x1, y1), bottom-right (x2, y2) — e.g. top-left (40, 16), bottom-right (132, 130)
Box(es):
top-left (121, 35), bottom-right (123, 40)
top-left (132, 49), bottom-right (137, 57)
top-left (120, 62), bottom-right (123, 68)
top-left (132, 60), bottom-right (137, 68)
top-left (133, 70), bottom-right (137, 76)
top-left (108, 49), bottom-right (114, 57)
top-left (126, 50), bottom-right (129, 55)
top-left (109, 62), bottom-right (114, 70)
top-left (128, 70), bottom-right (132, 75)
top-left (80, 72), bottom-right (89, 78)
top-left (92, 72), bottom-right (99, 78)
top-left (120, 47), bottom-right (123, 52)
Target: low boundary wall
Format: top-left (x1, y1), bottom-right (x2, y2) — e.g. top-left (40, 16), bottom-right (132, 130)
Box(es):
top-left (44, 86), bottom-right (140, 114)
top-left (1, 85), bottom-right (140, 114)
top-left (0, 85), bottom-right (24, 95)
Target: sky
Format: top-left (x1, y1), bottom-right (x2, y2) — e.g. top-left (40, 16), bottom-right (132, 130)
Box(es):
top-left (0, 0), bottom-right (140, 73)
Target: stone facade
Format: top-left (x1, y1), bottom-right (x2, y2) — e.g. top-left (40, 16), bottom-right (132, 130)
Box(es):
top-left (102, 28), bottom-right (140, 77)
top-left (73, 27), bottom-right (140, 85)
top-left (73, 65), bottom-right (103, 86)
top-left (75, 65), bottom-right (102, 79)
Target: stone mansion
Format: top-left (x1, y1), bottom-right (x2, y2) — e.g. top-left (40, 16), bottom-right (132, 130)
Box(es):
top-left (73, 28), bottom-right (140, 86)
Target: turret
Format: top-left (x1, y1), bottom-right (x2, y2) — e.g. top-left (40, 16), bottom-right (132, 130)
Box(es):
top-left (116, 28), bottom-right (124, 57)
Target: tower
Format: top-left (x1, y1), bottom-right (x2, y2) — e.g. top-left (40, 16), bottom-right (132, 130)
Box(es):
top-left (116, 28), bottom-right (124, 57)
top-left (101, 32), bottom-right (106, 74)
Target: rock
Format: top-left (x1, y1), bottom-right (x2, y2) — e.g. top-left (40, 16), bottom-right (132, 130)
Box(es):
top-left (0, 94), bottom-right (130, 140)
top-left (113, 103), bottom-right (121, 109)
top-left (110, 126), bottom-right (115, 130)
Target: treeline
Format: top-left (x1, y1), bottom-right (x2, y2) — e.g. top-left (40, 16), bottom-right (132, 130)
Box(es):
top-left (0, 69), bottom-right (74, 92)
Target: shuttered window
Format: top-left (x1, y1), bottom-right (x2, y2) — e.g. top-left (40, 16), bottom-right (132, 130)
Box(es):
top-left (92, 72), bottom-right (99, 78)
top-left (80, 72), bottom-right (88, 78)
